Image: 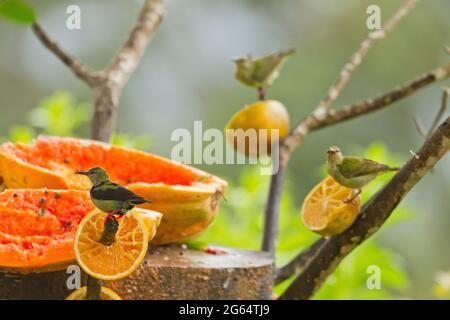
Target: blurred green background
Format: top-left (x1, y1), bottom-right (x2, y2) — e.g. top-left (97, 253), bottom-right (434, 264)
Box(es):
top-left (0, 0), bottom-right (449, 299)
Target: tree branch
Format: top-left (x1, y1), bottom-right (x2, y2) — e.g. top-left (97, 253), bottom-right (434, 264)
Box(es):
top-left (261, 0), bottom-right (418, 255)
top-left (318, 64), bottom-right (450, 130)
top-left (105, 0), bottom-right (164, 87)
top-left (275, 238), bottom-right (326, 285)
top-left (31, 23), bottom-right (100, 86)
top-left (280, 115), bottom-right (450, 300)
top-left (32, 0), bottom-right (165, 142)
top-left (314, 0), bottom-right (417, 113)
top-left (91, 0), bottom-right (164, 142)
top-left (273, 65), bottom-right (450, 289)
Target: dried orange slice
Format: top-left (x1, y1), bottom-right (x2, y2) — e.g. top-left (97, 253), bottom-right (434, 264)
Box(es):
top-left (301, 176), bottom-right (361, 237)
top-left (73, 208), bottom-right (159, 281)
top-left (65, 286), bottom-right (122, 300)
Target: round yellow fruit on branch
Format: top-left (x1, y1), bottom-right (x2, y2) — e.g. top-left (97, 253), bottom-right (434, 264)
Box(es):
top-left (301, 176), bottom-right (361, 237)
top-left (225, 100), bottom-right (290, 158)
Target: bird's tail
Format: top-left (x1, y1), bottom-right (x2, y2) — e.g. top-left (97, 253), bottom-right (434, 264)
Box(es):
top-left (129, 197), bottom-right (152, 205)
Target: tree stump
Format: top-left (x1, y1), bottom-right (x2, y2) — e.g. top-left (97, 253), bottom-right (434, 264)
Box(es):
top-left (0, 245), bottom-right (274, 300)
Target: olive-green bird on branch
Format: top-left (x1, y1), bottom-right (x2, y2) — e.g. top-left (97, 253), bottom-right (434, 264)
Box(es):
top-left (233, 48), bottom-right (295, 99)
top-left (327, 146), bottom-right (399, 201)
top-left (76, 167), bottom-right (151, 221)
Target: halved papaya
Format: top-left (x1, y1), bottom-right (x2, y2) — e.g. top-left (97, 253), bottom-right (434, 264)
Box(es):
top-left (0, 136), bottom-right (227, 245)
top-left (0, 189), bottom-right (93, 271)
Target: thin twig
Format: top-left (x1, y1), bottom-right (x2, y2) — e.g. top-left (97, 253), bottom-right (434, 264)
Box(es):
top-left (280, 115), bottom-right (450, 300)
top-left (31, 23), bottom-right (100, 86)
top-left (413, 87), bottom-right (449, 139)
top-left (429, 87), bottom-right (449, 136)
top-left (261, 0), bottom-right (418, 254)
top-left (413, 116), bottom-right (427, 138)
top-left (316, 0), bottom-right (418, 113)
top-left (318, 64), bottom-right (450, 130)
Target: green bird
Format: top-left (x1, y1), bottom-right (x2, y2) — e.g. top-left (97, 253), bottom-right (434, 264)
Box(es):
top-left (326, 146), bottom-right (399, 200)
top-left (233, 48), bottom-right (295, 97)
top-left (76, 167), bottom-right (151, 220)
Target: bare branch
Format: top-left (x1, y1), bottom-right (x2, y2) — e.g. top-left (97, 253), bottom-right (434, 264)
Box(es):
top-left (32, 23), bottom-right (100, 86)
top-left (318, 64), bottom-right (450, 130)
top-left (32, 1), bottom-right (165, 143)
top-left (280, 116), bottom-right (450, 299)
top-left (105, 0), bottom-right (164, 88)
top-left (275, 238), bottom-right (326, 285)
top-left (315, 0), bottom-right (417, 113)
top-left (90, 0), bottom-right (164, 142)
top-left (429, 87), bottom-right (449, 135)
top-left (413, 116), bottom-right (427, 138)
top-left (261, 0), bottom-right (418, 254)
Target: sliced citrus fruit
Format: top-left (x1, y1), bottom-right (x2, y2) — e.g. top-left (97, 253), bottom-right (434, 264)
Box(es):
top-left (301, 176), bottom-right (361, 237)
top-left (65, 286), bottom-right (122, 300)
top-left (137, 208), bottom-right (162, 239)
top-left (74, 208), bottom-right (156, 281)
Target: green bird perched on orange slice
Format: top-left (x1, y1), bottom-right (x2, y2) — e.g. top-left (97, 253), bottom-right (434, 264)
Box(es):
top-left (326, 146), bottom-right (399, 201)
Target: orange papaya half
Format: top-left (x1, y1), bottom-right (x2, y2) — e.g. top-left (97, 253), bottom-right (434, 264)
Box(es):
top-left (0, 136), bottom-right (227, 245)
top-left (0, 189), bottom-right (93, 271)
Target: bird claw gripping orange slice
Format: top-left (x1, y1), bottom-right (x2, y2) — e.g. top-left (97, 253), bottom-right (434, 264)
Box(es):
top-left (301, 176), bottom-right (361, 237)
top-left (73, 208), bottom-right (159, 281)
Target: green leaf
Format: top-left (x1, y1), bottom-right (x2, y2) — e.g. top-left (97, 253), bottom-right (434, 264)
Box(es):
top-left (0, 0), bottom-right (36, 24)
top-left (9, 125), bottom-right (35, 143)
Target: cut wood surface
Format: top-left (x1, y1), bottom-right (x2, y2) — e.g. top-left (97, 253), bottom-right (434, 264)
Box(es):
top-left (0, 245), bottom-right (274, 300)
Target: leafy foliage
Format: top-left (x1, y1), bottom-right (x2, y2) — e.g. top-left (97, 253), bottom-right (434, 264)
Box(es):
top-left (28, 92), bottom-right (90, 137)
top-left (0, 0), bottom-right (35, 24)
top-left (1, 91), bottom-right (151, 150)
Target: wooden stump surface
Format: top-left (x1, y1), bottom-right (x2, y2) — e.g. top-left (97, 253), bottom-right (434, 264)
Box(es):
top-left (0, 245), bottom-right (274, 300)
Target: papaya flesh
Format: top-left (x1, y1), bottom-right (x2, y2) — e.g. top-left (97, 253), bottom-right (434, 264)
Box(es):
top-left (0, 136), bottom-right (227, 245)
top-left (0, 189), bottom-right (93, 271)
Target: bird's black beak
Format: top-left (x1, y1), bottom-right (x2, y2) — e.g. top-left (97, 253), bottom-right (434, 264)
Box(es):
top-left (75, 170), bottom-right (89, 175)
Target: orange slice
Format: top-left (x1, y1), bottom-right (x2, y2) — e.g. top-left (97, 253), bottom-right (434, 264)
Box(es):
top-left (65, 286), bottom-right (122, 300)
top-left (301, 176), bottom-right (361, 237)
top-left (73, 208), bottom-right (159, 281)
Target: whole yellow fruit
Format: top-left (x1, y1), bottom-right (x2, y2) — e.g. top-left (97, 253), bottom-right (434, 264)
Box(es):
top-left (225, 100), bottom-right (290, 157)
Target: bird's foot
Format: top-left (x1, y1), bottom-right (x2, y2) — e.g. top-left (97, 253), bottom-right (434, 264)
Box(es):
top-left (105, 211), bottom-right (119, 223)
top-left (344, 189), bottom-right (361, 205)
